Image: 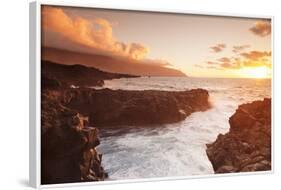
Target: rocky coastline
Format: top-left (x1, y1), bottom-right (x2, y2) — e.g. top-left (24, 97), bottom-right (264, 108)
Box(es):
top-left (42, 60), bottom-right (139, 88)
top-left (42, 61), bottom-right (271, 183)
top-left (206, 98), bottom-right (271, 173)
top-left (41, 61), bottom-right (211, 184)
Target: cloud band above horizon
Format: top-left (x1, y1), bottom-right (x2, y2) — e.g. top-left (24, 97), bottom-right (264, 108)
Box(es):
top-left (42, 6), bottom-right (149, 60)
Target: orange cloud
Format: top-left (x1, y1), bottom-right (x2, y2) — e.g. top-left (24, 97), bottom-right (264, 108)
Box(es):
top-left (241, 50), bottom-right (271, 68)
top-left (42, 6), bottom-right (149, 60)
top-left (232, 45), bottom-right (251, 53)
top-left (206, 61), bottom-right (218, 65)
top-left (203, 50), bottom-right (271, 70)
top-left (209, 43), bottom-right (226, 53)
top-left (220, 61), bottom-right (241, 69)
top-left (126, 43), bottom-right (149, 60)
top-left (220, 62), bottom-right (232, 68)
top-left (217, 57), bottom-right (231, 63)
top-left (240, 51), bottom-right (271, 61)
top-left (249, 20), bottom-right (271, 37)
top-left (243, 60), bottom-right (266, 68)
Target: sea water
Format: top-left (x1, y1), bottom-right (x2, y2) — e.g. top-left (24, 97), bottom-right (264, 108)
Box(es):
top-left (95, 77), bottom-right (271, 180)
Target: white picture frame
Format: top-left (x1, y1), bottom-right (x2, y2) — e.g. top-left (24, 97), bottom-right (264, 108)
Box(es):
top-left (29, 1), bottom-right (274, 188)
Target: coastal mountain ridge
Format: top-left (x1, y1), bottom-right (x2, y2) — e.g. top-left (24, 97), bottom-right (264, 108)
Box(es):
top-left (42, 47), bottom-right (187, 77)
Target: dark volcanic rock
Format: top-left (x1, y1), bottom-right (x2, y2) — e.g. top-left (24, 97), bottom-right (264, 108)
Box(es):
top-left (41, 60), bottom-right (139, 88)
top-left (206, 98), bottom-right (271, 173)
top-left (41, 84), bottom-right (210, 183)
top-left (41, 76), bottom-right (61, 90)
top-left (41, 91), bottom-right (107, 184)
top-left (59, 88), bottom-right (210, 127)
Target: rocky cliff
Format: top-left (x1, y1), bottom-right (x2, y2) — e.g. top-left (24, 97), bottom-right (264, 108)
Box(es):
top-left (41, 87), bottom-right (210, 184)
top-left (206, 98), bottom-right (271, 173)
top-left (58, 88), bottom-right (210, 127)
top-left (41, 90), bottom-right (107, 184)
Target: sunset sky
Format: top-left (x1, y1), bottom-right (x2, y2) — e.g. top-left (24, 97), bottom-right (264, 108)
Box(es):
top-left (42, 5), bottom-right (272, 78)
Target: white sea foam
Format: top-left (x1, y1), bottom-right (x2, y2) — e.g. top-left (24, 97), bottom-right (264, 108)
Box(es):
top-left (96, 77), bottom-right (271, 180)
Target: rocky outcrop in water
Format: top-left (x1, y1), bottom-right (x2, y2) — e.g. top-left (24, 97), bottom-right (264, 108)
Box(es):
top-left (41, 91), bottom-right (107, 184)
top-left (59, 88), bottom-right (210, 127)
top-left (206, 98), bottom-right (271, 173)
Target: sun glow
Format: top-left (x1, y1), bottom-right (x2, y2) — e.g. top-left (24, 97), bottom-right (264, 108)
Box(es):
top-left (240, 66), bottom-right (270, 79)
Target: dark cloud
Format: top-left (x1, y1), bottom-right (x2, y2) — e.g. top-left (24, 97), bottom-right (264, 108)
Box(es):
top-left (210, 43), bottom-right (226, 53)
top-left (249, 20), bottom-right (271, 37)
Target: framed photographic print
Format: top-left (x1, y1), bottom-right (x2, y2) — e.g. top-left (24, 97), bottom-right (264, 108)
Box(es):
top-left (29, 1), bottom-right (273, 188)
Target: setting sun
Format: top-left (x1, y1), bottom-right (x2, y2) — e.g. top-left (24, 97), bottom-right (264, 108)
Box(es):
top-left (240, 66), bottom-right (270, 79)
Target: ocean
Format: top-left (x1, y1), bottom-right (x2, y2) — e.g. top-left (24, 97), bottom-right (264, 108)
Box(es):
top-left (95, 77), bottom-right (271, 180)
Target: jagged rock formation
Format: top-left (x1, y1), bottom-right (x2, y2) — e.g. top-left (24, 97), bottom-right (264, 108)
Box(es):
top-left (206, 98), bottom-right (271, 173)
top-left (41, 87), bottom-right (210, 184)
top-left (58, 88), bottom-right (210, 127)
top-left (41, 90), bottom-right (107, 184)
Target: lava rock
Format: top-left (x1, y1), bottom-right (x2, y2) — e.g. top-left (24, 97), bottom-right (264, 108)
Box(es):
top-left (206, 98), bottom-right (271, 173)
top-left (41, 91), bottom-right (107, 184)
top-left (61, 88), bottom-right (210, 127)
